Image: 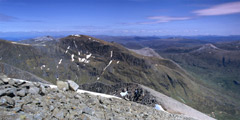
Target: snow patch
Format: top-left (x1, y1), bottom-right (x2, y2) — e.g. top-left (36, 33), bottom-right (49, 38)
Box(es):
top-left (110, 51), bottom-right (113, 58)
top-left (11, 42), bottom-right (30, 46)
top-left (78, 51), bottom-right (81, 56)
top-left (86, 53), bottom-right (92, 59)
top-left (78, 58), bottom-right (85, 63)
top-left (120, 91), bottom-right (128, 97)
top-left (40, 65), bottom-right (46, 70)
top-left (197, 44), bottom-right (219, 51)
top-left (155, 104), bottom-right (165, 112)
top-left (84, 60), bottom-right (90, 63)
top-left (58, 59), bottom-right (62, 64)
top-left (77, 89), bottom-right (120, 99)
top-left (71, 54), bottom-right (75, 62)
top-left (103, 60), bottom-right (112, 71)
top-left (72, 34), bottom-right (81, 37)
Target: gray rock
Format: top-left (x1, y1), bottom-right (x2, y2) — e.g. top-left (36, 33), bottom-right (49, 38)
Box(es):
top-left (22, 104), bottom-right (37, 113)
top-left (49, 105), bottom-right (54, 111)
top-left (39, 84), bottom-right (47, 95)
top-left (0, 88), bottom-right (11, 96)
top-left (0, 79), bottom-right (4, 85)
top-left (79, 114), bottom-right (91, 120)
top-left (52, 108), bottom-right (65, 119)
top-left (67, 80), bottom-right (79, 91)
top-left (13, 79), bottom-right (25, 86)
top-left (28, 87), bottom-right (40, 94)
top-left (86, 98), bottom-right (98, 106)
top-left (34, 113), bottom-right (43, 120)
top-left (8, 79), bottom-right (15, 85)
top-left (0, 77), bottom-right (201, 120)
top-left (21, 82), bottom-right (34, 89)
top-left (82, 107), bottom-right (95, 115)
top-left (0, 96), bottom-right (15, 108)
top-left (34, 82), bottom-right (41, 87)
top-left (57, 81), bottom-right (69, 91)
top-left (16, 88), bottom-right (27, 97)
top-left (1, 77), bottom-right (9, 83)
top-left (3, 88), bottom-right (17, 97)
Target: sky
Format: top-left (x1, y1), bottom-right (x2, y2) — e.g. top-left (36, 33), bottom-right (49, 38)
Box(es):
top-left (0, 0), bottom-right (240, 37)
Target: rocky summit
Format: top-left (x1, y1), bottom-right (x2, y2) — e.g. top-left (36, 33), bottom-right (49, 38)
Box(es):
top-left (0, 74), bottom-right (196, 120)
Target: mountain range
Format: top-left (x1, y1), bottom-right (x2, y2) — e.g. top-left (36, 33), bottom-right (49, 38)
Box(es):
top-left (0, 35), bottom-right (239, 119)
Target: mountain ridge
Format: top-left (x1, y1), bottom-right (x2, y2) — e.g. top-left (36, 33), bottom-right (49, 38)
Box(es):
top-left (0, 35), bottom-right (239, 119)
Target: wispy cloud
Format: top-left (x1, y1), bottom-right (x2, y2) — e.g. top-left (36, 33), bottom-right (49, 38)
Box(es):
top-left (130, 1), bottom-right (240, 25)
top-left (24, 20), bottom-right (44, 23)
top-left (0, 13), bottom-right (44, 23)
top-left (0, 13), bottom-right (18, 22)
top-left (139, 16), bottom-right (191, 24)
top-left (193, 1), bottom-right (240, 16)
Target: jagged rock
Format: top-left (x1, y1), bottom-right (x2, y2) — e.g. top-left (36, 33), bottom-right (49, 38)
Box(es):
top-left (0, 79), bottom-right (3, 85)
top-left (13, 79), bottom-right (25, 86)
top-left (74, 94), bottom-right (81, 99)
top-left (52, 108), bottom-right (65, 119)
top-left (39, 84), bottom-right (47, 95)
top-left (79, 114), bottom-right (91, 120)
top-left (67, 80), bottom-right (79, 91)
top-left (86, 98), bottom-right (98, 106)
top-left (49, 105), bottom-right (54, 111)
top-left (0, 77), bottom-right (204, 120)
top-left (8, 79), bottom-right (15, 86)
top-left (82, 106), bottom-right (95, 115)
top-left (0, 96), bottom-right (15, 108)
top-left (16, 88), bottom-right (27, 97)
top-left (57, 81), bottom-right (69, 91)
top-left (22, 104), bottom-right (38, 113)
top-left (1, 77), bottom-right (9, 83)
top-left (0, 88), bottom-right (11, 96)
top-left (28, 87), bottom-right (40, 94)
top-left (21, 82), bottom-right (34, 89)
top-left (3, 88), bottom-right (16, 98)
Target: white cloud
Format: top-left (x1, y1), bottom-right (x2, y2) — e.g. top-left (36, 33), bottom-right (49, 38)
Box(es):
top-left (139, 16), bottom-right (191, 24)
top-left (193, 1), bottom-right (240, 16)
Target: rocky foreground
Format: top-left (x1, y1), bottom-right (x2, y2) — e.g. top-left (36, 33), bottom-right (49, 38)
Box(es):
top-left (0, 74), bottom-right (196, 120)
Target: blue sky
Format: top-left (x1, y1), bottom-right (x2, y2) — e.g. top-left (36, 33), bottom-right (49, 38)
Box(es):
top-left (0, 0), bottom-right (240, 36)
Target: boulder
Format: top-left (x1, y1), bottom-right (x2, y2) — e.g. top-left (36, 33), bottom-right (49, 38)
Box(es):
top-left (0, 96), bottom-right (15, 108)
top-left (1, 77), bottom-right (9, 83)
top-left (39, 84), bottom-right (47, 95)
top-left (28, 87), bottom-right (40, 94)
top-left (57, 81), bottom-right (69, 91)
top-left (82, 106), bottom-right (95, 115)
top-left (16, 88), bottom-right (27, 97)
top-left (67, 80), bottom-right (79, 91)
